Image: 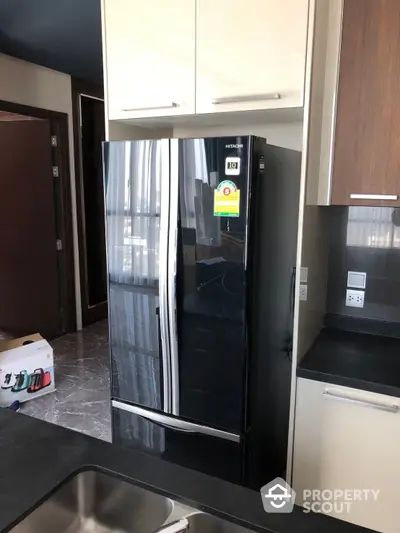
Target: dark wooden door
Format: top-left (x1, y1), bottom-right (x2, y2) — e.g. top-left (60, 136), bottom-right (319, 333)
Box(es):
top-left (0, 119), bottom-right (61, 338)
top-left (332, 0), bottom-right (400, 206)
top-left (79, 95), bottom-right (107, 325)
top-left (72, 81), bottom-right (107, 327)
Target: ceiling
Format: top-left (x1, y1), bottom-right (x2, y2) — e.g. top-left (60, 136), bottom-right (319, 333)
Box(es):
top-left (0, 0), bottom-right (103, 85)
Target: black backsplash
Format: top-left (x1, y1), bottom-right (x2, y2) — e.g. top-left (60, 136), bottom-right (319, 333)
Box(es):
top-left (327, 206), bottom-right (400, 327)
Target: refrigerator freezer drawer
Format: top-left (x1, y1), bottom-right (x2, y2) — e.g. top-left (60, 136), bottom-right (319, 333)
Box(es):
top-left (178, 387), bottom-right (243, 433)
top-left (112, 401), bottom-right (243, 484)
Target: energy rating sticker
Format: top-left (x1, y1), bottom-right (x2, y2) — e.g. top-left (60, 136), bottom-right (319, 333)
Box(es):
top-left (213, 180), bottom-right (240, 217)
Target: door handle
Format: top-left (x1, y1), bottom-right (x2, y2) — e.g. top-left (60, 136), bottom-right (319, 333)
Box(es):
top-left (211, 93), bottom-right (281, 105)
top-left (322, 389), bottom-right (398, 413)
top-left (121, 102), bottom-right (180, 112)
top-left (168, 140), bottom-right (180, 417)
top-left (156, 307), bottom-right (170, 413)
top-left (145, 417), bottom-right (195, 434)
top-left (350, 194), bottom-right (398, 200)
top-left (111, 400), bottom-right (241, 442)
top-left (154, 519), bottom-right (189, 533)
top-left (159, 139), bottom-right (172, 414)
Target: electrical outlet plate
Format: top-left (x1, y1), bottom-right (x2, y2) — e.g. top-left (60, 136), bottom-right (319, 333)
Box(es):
top-left (346, 289), bottom-right (365, 308)
top-left (299, 284), bottom-right (308, 301)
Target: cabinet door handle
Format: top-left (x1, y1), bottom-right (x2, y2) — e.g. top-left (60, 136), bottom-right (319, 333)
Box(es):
top-left (211, 93), bottom-right (281, 105)
top-left (350, 194), bottom-right (398, 200)
top-left (121, 102), bottom-right (180, 112)
top-left (322, 389), bottom-right (398, 413)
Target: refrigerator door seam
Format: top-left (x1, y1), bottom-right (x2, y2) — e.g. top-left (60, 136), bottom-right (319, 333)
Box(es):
top-left (112, 400), bottom-right (241, 443)
top-left (168, 139), bottom-right (180, 416)
top-left (159, 139), bottom-right (172, 413)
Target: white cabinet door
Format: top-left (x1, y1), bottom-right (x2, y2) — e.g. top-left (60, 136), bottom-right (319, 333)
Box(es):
top-left (293, 378), bottom-right (400, 533)
top-left (196, 0), bottom-right (309, 115)
top-left (104, 0), bottom-right (195, 120)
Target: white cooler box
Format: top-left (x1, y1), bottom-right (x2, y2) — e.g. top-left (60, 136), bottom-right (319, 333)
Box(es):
top-left (0, 333), bottom-right (55, 406)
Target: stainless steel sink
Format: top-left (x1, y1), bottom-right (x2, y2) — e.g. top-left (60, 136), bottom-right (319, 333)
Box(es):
top-left (10, 469), bottom-right (256, 533)
top-left (10, 470), bottom-right (173, 533)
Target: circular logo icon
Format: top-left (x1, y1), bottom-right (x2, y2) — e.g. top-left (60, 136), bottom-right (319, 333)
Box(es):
top-left (223, 187), bottom-right (231, 196)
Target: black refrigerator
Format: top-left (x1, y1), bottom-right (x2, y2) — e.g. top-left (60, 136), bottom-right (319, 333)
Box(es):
top-left (103, 136), bottom-right (301, 488)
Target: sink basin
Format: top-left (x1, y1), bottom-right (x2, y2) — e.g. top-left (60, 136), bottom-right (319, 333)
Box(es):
top-left (10, 469), bottom-right (257, 533)
top-left (10, 469), bottom-right (173, 533)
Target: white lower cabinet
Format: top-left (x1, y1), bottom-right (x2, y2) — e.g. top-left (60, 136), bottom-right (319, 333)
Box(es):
top-left (292, 378), bottom-right (400, 532)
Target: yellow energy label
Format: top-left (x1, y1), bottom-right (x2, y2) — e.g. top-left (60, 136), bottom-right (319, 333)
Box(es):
top-left (213, 180), bottom-right (240, 217)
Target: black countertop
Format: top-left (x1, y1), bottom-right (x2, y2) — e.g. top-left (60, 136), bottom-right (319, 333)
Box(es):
top-left (297, 328), bottom-right (400, 397)
top-left (0, 409), bottom-right (371, 533)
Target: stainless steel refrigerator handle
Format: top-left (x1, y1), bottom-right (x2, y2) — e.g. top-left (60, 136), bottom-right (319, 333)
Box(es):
top-left (154, 519), bottom-right (189, 533)
top-left (211, 93), bottom-right (281, 105)
top-left (121, 102), bottom-right (180, 111)
top-left (168, 139), bottom-right (180, 416)
top-left (322, 390), bottom-right (398, 413)
top-left (159, 139), bottom-right (172, 413)
top-left (350, 194), bottom-right (398, 200)
top-left (112, 400), bottom-right (241, 442)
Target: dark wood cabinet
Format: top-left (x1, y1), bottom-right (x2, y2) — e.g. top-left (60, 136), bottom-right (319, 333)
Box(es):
top-left (332, 0), bottom-right (400, 206)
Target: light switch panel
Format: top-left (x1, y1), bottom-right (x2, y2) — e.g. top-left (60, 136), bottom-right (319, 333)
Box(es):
top-left (300, 267), bottom-right (308, 284)
top-left (347, 271), bottom-right (367, 289)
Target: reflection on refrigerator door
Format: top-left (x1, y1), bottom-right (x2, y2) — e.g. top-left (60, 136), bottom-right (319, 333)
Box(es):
top-left (109, 285), bottom-right (162, 409)
top-left (177, 138), bottom-right (248, 433)
top-left (104, 140), bottom-right (171, 412)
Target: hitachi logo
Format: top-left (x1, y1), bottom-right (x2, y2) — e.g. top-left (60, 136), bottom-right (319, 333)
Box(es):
top-left (225, 143), bottom-right (243, 148)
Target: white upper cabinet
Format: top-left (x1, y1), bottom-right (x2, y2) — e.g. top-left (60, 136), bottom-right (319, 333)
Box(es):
top-left (104, 0), bottom-right (195, 120)
top-left (102, 0), bottom-right (311, 121)
top-left (195, 0), bottom-right (310, 114)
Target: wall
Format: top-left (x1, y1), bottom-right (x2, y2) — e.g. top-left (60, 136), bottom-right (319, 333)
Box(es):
top-left (173, 122), bottom-right (303, 151)
top-left (0, 53), bottom-right (82, 329)
top-left (293, 0), bottom-right (331, 362)
top-left (286, 0), bottom-right (333, 481)
top-left (108, 121), bottom-right (142, 141)
top-left (106, 120), bottom-right (302, 148)
top-left (108, 121), bottom-right (172, 141)
top-left (296, 206), bottom-right (329, 358)
top-left (326, 206), bottom-right (400, 326)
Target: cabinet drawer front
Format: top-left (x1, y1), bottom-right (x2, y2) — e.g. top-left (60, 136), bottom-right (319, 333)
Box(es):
top-left (195, 0), bottom-right (309, 114)
top-left (104, 0), bottom-right (195, 120)
top-left (293, 378), bottom-right (400, 533)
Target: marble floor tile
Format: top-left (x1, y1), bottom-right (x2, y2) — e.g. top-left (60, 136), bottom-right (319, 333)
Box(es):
top-left (21, 320), bottom-right (111, 442)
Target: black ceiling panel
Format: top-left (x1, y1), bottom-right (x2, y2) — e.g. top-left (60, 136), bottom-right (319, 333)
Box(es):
top-left (0, 0), bottom-right (102, 84)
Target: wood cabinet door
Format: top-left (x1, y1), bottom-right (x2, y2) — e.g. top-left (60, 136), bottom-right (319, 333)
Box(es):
top-left (332, 0), bottom-right (400, 206)
top-left (293, 378), bottom-right (400, 533)
top-left (195, 0), bottom-right (309, 115)
top-left (104, 0), bottom-right (195, 120)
